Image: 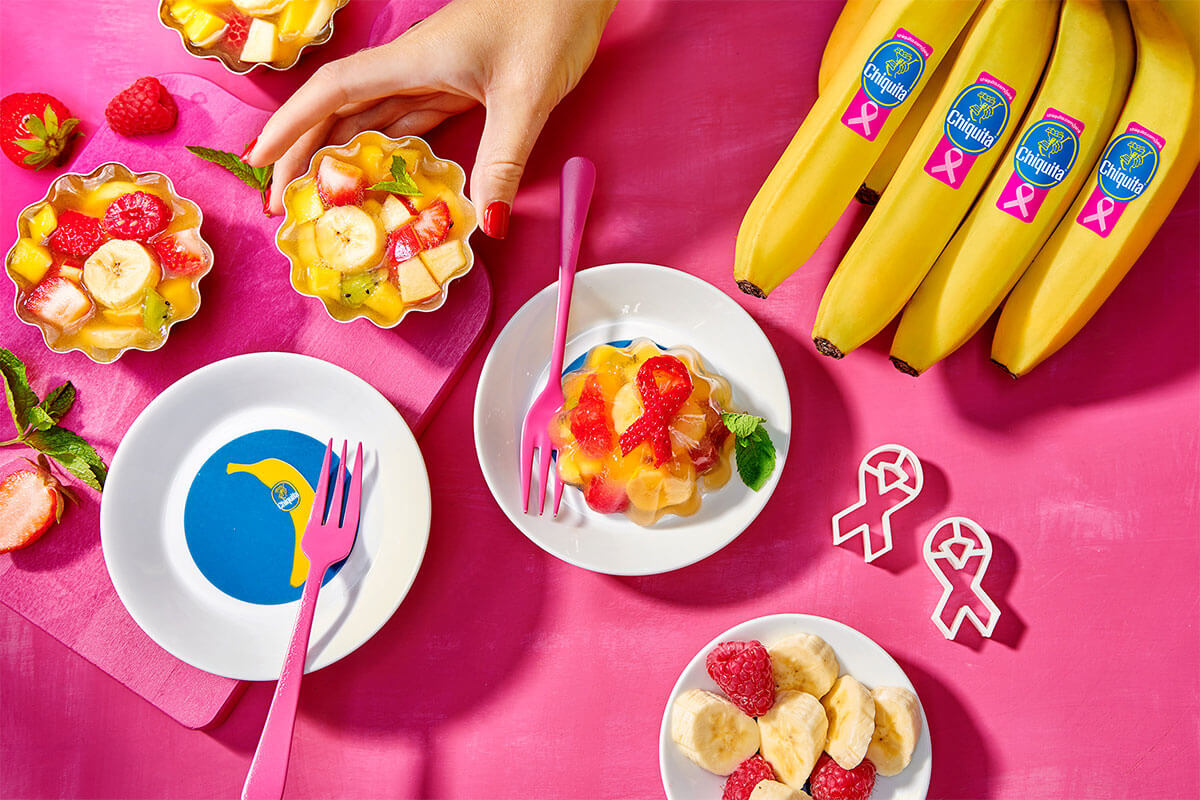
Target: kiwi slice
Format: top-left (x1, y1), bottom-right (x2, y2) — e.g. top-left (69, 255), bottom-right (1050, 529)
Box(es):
top-left (142, 287), bottom-right (171, 334)
top-left (340, 269), bottom-right (384, 306)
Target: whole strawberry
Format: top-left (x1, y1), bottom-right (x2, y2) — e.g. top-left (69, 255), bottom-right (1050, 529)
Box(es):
top-left (105, 77), bottom-right (177, 137)
top-left (809, 754), bottom-right (876, 800)
top-left (706, 640), bottom-right (775, 717)
top-left (723, 755), bottom-right (777, 800)
top-left (1, 92), bottom-right (80, 170)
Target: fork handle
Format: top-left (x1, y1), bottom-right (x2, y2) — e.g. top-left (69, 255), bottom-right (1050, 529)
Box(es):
top-left (548, 156), bottom-right (597, 379)
top-left (241, 563), bottom-right (330, 800)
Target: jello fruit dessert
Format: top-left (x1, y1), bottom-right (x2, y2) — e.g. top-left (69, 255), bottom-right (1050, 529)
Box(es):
top-left (277, 132), bottom-right (477, 327)
top-left (6, 163), bottom-right (212, 363)
top-left (548, 339), bottom-right (739, 526)
top-left (160, 0), bottom-right (347, 72)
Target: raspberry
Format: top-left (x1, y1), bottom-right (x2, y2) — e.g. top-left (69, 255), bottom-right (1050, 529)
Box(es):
top-left (722, 755), bottom-right (777, 800)
top-left (569, 375), bottom-right (614, 457)
top-left (105, 77), bottom-right (177, 137)
top-left (103, 191), bottom-right (171, 240)
top-left (48, 211), bottom-right (105, 258)
top-left (225, 14), bottom-right (251, 48)
top-left (809, 754), bottom-right (876, 800)
top-left (706, 640), bottom-right (774, 717)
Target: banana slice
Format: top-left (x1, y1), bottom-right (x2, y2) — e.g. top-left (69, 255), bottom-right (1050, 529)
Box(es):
top-left (612, 382), bottom-right (642, 434)
top-left (315, 206), bottom-right (382, 273)
top-left (233, 0), bottom-right (288, 17)
top-left (83, 240), bottom-right (160, 309)
top-left (821, 675), bottom-right (875, 769)
top-left (670, 689), bottom-right (760, 776)
top-left (865, 686), bottom-right (922, 776)
top-left (757, 690), bottom-right (827, 792)
top-left (749, 780), bottom-right (811, 800)
top-left (767, 634), bottom-right (839, 698)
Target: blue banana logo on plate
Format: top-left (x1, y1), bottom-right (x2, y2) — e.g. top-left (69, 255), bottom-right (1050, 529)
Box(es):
top-left (184, 429), bottom-right (350, 605)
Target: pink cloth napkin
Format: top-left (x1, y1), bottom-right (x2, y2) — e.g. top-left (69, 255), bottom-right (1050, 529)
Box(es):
top-left (0, 72), bottom-right (492, 728)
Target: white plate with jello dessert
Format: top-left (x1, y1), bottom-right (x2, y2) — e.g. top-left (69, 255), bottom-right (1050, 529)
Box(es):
top-left (473, 263), bottom-right (790, 576)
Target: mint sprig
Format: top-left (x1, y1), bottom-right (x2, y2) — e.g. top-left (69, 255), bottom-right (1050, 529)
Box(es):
top-left (186, 144), bottom-right (273, 210)
top-left (0, 349), bottom-right (106, 490)
top-left (722, 411), bottom-right (776, 492)
top-left (369, 155), bottom-right (422, 197)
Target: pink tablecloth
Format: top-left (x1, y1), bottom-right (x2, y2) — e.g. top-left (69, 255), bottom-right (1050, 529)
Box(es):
top-left (2, 1), bottom-right (1198, 798)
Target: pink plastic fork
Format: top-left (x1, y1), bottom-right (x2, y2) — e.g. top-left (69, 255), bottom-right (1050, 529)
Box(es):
top-left (519, 156), bottom-right (597, 515)
top-left (242, 440), bottom-right (363, 800)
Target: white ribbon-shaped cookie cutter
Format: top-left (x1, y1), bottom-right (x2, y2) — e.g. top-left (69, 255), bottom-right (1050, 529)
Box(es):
top-left (832, 444), bottom-right (924, 562)
top-left (923, 516), bottom-right (1001, 640)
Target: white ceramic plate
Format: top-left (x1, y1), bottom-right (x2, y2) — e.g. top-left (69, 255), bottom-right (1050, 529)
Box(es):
top-left (101, 353), bottom-right (431, 680)
top-left (474, 263), bottom-right (790, 576)
top-left (659, 614), bottom-right (932, 800)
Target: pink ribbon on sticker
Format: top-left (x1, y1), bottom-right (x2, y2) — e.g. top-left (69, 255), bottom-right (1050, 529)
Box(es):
top-left (1001, 181), bottom-right (1036, 220)
top-left (846, 100), bottom-right (880, 137)
top-left (930, 146), bottom-right (965, 184)
top-left (1081, 195), bottom-right (1117, 232)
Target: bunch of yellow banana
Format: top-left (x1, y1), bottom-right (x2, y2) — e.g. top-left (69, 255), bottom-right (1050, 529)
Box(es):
top-left (817, 0), bottom-right (880, 95)
top-left (812, 0), bottom-right (1061, 359)
top-left (991, 0), bottom-right (1200, 377)
top-left (734, 0), bottom-right (980, 298)
top-left (890, 0), bottom-right (1135, 376)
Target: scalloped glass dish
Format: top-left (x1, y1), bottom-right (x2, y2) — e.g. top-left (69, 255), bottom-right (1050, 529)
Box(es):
top-left (5, 162), bottom-right (213, 364)
top-left (157, 0), bottom-right (349, 74)
top-left (276, 132), bottom-right (477, 328)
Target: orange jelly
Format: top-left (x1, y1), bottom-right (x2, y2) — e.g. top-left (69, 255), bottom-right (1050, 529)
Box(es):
top-left (549, 339), bottom-right (735, 526)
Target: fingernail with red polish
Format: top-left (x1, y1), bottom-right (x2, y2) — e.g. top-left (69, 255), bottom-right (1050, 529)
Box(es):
top-left (241, 136), bottom-right (259, 163)
top-left (262, 187), bottom-right (273, 216)
top-left (483, 201), bottom-right (510, 239)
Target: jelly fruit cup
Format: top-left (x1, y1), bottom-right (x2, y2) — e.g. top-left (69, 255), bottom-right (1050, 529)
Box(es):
top-left (5, 162), bottom-right (214, 364)
top-left (276, 131), bottom-right (478, 328)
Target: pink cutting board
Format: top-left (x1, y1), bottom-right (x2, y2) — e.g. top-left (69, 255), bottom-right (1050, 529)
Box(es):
top-left (0, 72), bottom-right (492, 729)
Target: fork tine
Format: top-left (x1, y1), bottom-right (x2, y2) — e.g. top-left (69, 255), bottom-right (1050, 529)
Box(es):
top-left (340, 442), bottom-right (364, 531)
top-left (519, 425), bottom-right (534, 513)
top-left (552, 456), bottom-right (565, 517)
top-left (536, 442), bottom-right (553, 515)
top-left (312, 439), bottom-right (334, 525)
top-left (329, 440), bottom-right (348, 526)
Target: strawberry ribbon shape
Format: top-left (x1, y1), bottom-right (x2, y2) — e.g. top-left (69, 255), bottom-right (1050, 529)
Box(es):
top-left (618, 356), bottom-right (693, 466)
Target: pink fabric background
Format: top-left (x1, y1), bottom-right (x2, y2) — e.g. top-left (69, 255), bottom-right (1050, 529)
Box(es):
top-left (2, 1), bottom-right (1198, 798)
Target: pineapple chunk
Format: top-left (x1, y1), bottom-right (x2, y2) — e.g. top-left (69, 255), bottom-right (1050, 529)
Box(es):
top-left (363, 280), bottom-right (405, 318)
top-left (287, 181), bottom-right (324, 224)
top-left (181, 6), bottom-right (227, 47)
top-left (359, 144), bottom-right (390, 182)
top-left (396, 258), bottom-right (440, 305)
top-left (379, 195), bottom-right (413, 231)
top-left (103, 306), bottom-right (145, 327)
top-left (168, 0), bottom-right (199, 24)
top-left (241, 19), bottom-right (278, 63)
top-left (75, 323), bottom-right (148, 351)
top-left (419, 240), bottom-right (467, 284)
top-left (361, 198), bottom-right (384, 219)
top-left (57, 265), bottom-right (84, 282)
top-left (294, 222), bottom-right (320, 264)
top-left (28, 205), bottom-right (58, 242)
top-left (79, 181), bottom-right (143, 217)
top-left (307, 261), bottom-right (342, 301)
top-left (297, 0), bottom-right (338, 38)
top-left (8, 239), bottom-right (53, 285)
top-left (395, 148), bottom-right (422, 175)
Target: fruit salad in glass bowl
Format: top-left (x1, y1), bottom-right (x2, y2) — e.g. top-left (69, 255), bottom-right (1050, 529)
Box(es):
top-left (5, 163), bottom-right (212, 364)
top-left (549, 339), bottom-right (775, 527)
top-left (158, 0), bottom-right (348, 73)
top-left (276, 132), bottom-right (477, 328)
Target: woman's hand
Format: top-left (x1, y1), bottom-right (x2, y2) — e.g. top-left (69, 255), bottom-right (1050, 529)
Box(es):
top-left (245, 0), bottom-right (617, 237)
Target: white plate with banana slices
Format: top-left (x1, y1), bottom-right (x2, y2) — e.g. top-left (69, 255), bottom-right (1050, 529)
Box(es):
top-left (474, 262), bottom-right (790, 576)
top-left (660, 614), bottom-right (931, 800)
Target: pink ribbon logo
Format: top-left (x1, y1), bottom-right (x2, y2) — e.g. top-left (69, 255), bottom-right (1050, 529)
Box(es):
top-left (930, 146), bottom-right (964, 184)
top-left (923, 517), bottom-right (1001, 640)
top-left (1001, 181), bottom-right (1036, 220)
top-left (1081, 195), bottom-right (1116, 232)
top-left (846, 100), bottom-right (880, 138)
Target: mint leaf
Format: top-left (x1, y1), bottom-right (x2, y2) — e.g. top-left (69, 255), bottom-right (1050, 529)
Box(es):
top-left (27, 406), bottom-right (54, 432)
top-left (186, 145), bottom-right (273, 193)
top-left (26, 427), bottom-right (107, 491)
top-left (39, 382), bottom-right (75, 424)
top-left (369, 155), bottom-right (421, 196)
top-left (722, 411), bottom-right (776, 491)
top-left (0, 349), bottom-right (39, 434)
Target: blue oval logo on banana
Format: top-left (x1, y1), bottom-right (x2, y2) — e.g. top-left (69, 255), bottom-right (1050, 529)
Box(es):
top-left (944, 83), bottom-right (1011, 155)
top-left (1014, 120), bottom-right (1079, 188)
top-left (861, 39), bottom-right (926, 108)
top-left (183, 430), bottom-right (349, 605)
top-left (1096, 132), bottom-right (1159, 202)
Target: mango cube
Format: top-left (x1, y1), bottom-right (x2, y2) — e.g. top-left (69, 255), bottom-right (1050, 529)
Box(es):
top-left (361, 198), bottom-right (383, 219)
top-left (28, 205), bottom-right (58, 242)
top-left (301, 0), bottom-right (338, 38)
top-left (396, 258), bottom-right (440, 305)
top-left (363, 280), bottom-right (405, 318)
top-left (78, 181), bottom-right (142, 217)
top-left (288, 182), bottom-right (324, 224)
top-left (419, 240), bottom-right (468, 284)
top-left (8, 239), bottom-right (53, 285)
top-left (158, 277), bottom-right (198, 318)
top-left (181, 7), bottom-right (227, 46)
top-left (294, 222), bottom-right (320, 264)
top-left (359, 145), bottom-right (390, 182)
top-left (307, 261), bottom-right (342, 301)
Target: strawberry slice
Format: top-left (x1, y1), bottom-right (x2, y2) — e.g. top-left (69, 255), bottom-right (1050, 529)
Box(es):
top-left (569, 375), bottom-right (615, 457)
top-left (412, 199), bottom-right (452, 248)
top-left (583, 473), bottom-right (629, 514)
top-left (316, 158), bottom-right (366, 207)
top-left (385, 224), bottom-right (422, 267)
top-left (152, 230), bottom-right (207, 276)
top-left (24, 276), bottom-right (92, 330)
top-left (0, 457), bottom-right (68, 553)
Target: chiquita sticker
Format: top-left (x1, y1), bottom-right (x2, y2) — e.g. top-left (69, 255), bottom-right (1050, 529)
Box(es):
top-left (840, 28), bottom-right (931, 142)
top-left (924, 73), bottom-right (1014, 189)
top-left (1076, 123), bottom-right (1164, 237)
top-left (996, 109), bottom-right (1083, 223)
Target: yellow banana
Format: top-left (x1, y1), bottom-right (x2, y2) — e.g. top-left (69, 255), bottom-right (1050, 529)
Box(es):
top-left (818, 0), bottom-right (881, 95)
top-left (857, 23), bottom-right (968, 205)
top-left (890, 0), bottom-right (1134, 376)
top-left (812, 0), bottom-right (1060, 359)
top-left (991, 0), bottom-right (1200, 377)
top-left (734, 0), bottom-right (980, 299)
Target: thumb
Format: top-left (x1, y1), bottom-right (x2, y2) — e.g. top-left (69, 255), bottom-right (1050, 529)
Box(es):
top-left (472, 94), bottom-right (550, 239)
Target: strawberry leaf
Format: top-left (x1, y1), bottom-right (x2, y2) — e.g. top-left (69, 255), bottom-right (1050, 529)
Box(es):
top-left (43, 104), bottom-right (59, 136)
top-left (14, 138), bottom-right (43, 153)
top-left (369, 155), bottom-right (422, 196)
top-left (25, 114), bottom-right (47, 140)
